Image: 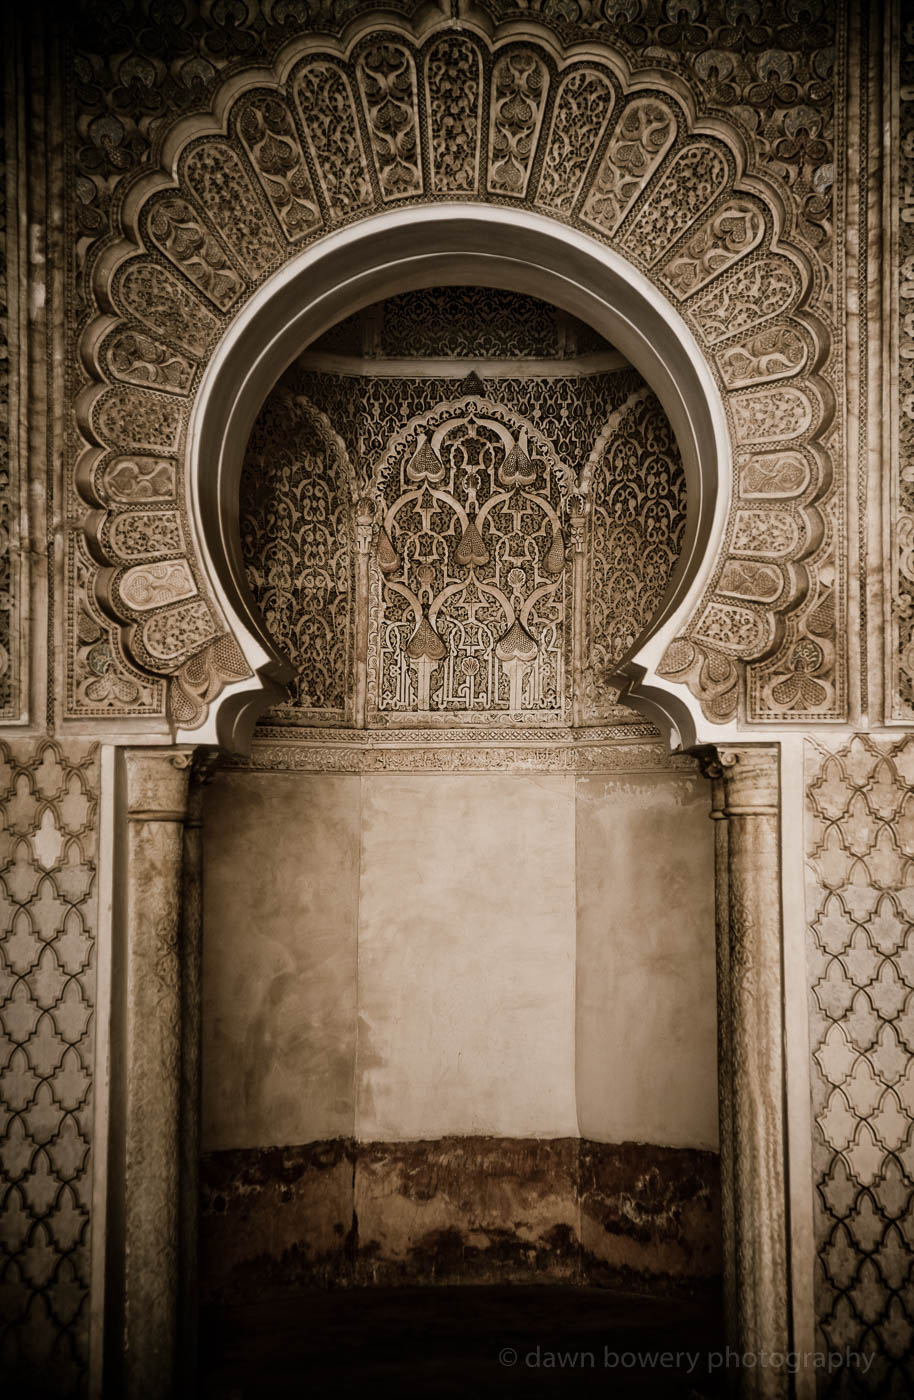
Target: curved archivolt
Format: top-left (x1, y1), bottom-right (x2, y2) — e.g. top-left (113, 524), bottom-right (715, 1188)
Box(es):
top-left (75, 16), bottom-right (835, 730)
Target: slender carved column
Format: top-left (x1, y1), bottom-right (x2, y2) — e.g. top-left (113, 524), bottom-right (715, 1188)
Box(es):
top-left (708, 767), bottom-right (738, 1369)
top-left (115, 747), bottom-right (202, 1399)
top-left (178, 752), bottom-right (218, 1395)
top-left (696, 745), bottom-right (789, 1398)
top-left (570, 495), bottom-right (587, 727)
top-left (353, 497), bottom-right (373, 727)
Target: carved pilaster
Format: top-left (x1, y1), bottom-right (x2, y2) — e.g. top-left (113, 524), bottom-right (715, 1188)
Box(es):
top-left (570, 494), bottom-right (587, 728)
top-left (353, 497), bottom-right (374, 728)
top-left (178, 750), bottom-right (218, 1396)
top-left (696, 745), bottom-right (788, 1399)
top-left (113, 747), bottom-right (211, 1400)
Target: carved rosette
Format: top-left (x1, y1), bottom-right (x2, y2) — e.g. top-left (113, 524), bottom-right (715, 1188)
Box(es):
top-left (72, 17), bottom-right (837, 732)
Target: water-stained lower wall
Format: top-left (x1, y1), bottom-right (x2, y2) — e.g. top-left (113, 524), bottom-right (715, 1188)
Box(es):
top-left (200, 761), bottom-right (719, 1302)
top-left (200, 1137), bottom-right (721, 1302)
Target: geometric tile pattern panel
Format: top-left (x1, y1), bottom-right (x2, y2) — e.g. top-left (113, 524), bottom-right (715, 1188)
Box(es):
top-left (0, 740), bottom-right (99, 1397)
top-left (66, 0), bottom-right (845, 729)
top-left (806, 736), bottom-right (914, 1395)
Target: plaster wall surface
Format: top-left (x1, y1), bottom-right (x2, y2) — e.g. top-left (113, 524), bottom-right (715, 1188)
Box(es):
top-left (576, 771), bottom-right (719, 1150)
top-left (202, 771), bottom-right (360, 1151)
top-left (201, 766), bottom-right (715, 1151)
top-left (356, 773), bottom-right (578, 1142)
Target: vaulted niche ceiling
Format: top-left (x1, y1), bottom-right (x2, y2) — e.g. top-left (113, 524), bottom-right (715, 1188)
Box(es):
top-left (239, 287), bottom-right (686, 729)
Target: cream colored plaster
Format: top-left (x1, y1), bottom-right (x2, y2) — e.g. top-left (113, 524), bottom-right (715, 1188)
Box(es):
top-left (575, 771), bottom-right (718, 1150)
top-left (201, 770), bottom-right (360, 1150)
top-left (356, 773), bottom-right (579, 1142)
top-left (201, 768), bottom-right (720, 1152)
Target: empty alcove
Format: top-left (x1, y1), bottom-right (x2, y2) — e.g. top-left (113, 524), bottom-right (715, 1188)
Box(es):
top-left (198, 288), bottom-right (721, 1322)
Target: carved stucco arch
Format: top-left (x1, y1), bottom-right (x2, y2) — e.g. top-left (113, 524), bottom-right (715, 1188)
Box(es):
top-left (74, 12), bottom-right (835, 746)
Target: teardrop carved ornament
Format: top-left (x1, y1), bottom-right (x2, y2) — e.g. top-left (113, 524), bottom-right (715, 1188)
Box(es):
top-left (73, 12), bottom-right (836, 732)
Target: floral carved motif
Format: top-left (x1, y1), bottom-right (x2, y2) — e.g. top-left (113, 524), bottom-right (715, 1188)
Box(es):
top-left (235, 94), bottom-right (323, 241)
top-left (357, 41), bottom-right (423, 200)
top-left (581, 96), bottom-right (677, 235)
top-left (369, 399), bottom-right (573, 717)
top-left (536, 68), bottom-right (615, 214)
top-left (239, 339), bottom-right (686, 731)
top-left (487, 49), bottom-right (549, 197)
top-left (0, 72), bottom-right (17, 720)
top-left (425, 34), bottom-right (482, 194)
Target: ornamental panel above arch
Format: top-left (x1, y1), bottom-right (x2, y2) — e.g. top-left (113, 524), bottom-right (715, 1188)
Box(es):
top-left (70, 7), bottom-right (843, 734)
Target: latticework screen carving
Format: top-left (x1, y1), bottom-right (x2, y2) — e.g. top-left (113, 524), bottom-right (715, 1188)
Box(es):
top-left (303, 368), bottom-right (641, 476)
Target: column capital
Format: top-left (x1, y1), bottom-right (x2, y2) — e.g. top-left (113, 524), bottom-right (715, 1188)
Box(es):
top-left (122, 746), bottom-right (215, 821)
top-left (690, 744), bottom-right (779, 815)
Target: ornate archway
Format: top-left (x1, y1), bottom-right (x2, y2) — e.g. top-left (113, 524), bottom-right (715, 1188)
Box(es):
top-left (70, 15), bottom-right (818, 1396)
top-left (73, 12), bottom-right (837, 743)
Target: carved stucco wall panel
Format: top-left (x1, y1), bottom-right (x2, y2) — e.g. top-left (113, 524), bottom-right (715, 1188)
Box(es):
top-left (0, 53), bottom-right (11, 719)
top-left (806, 735), bottom-right (914, 1393)
top-left (0, 740), bottom-right (99, 1396)
top-left (241, 389), bottom-right (357, 723)
top-left (239, 348), bottom-right (686, 728)
top-left (891, 20), bottom-right (914, 721)
top-left (1, 35), bottom-right (25, 725)
top-left (63, 1), bottom-right (844, 732)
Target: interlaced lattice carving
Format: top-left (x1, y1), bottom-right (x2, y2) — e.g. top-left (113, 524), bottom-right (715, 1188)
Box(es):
top-left (807, 736), bottom-right (914, 1396)
top-left (310, 287), bottom-right (611, 362)
top-left (241, 390), bottom-right (355, 721)
top-left (0, 740), bottom-right (98, 1397)
top-left (369, 400), bottom-right (573, 718)
top-left (302, 367), bottom-right (643, 479)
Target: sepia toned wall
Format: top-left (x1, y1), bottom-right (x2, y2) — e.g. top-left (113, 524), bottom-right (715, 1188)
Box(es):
top-left (198, 762), bottom-right (720, 1299)
top-left (2, 2), bottom-right (912, 1395)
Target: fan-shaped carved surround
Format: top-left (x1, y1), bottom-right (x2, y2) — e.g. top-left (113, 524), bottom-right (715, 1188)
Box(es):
top-left (74, 15), bottom-right (834, 746)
